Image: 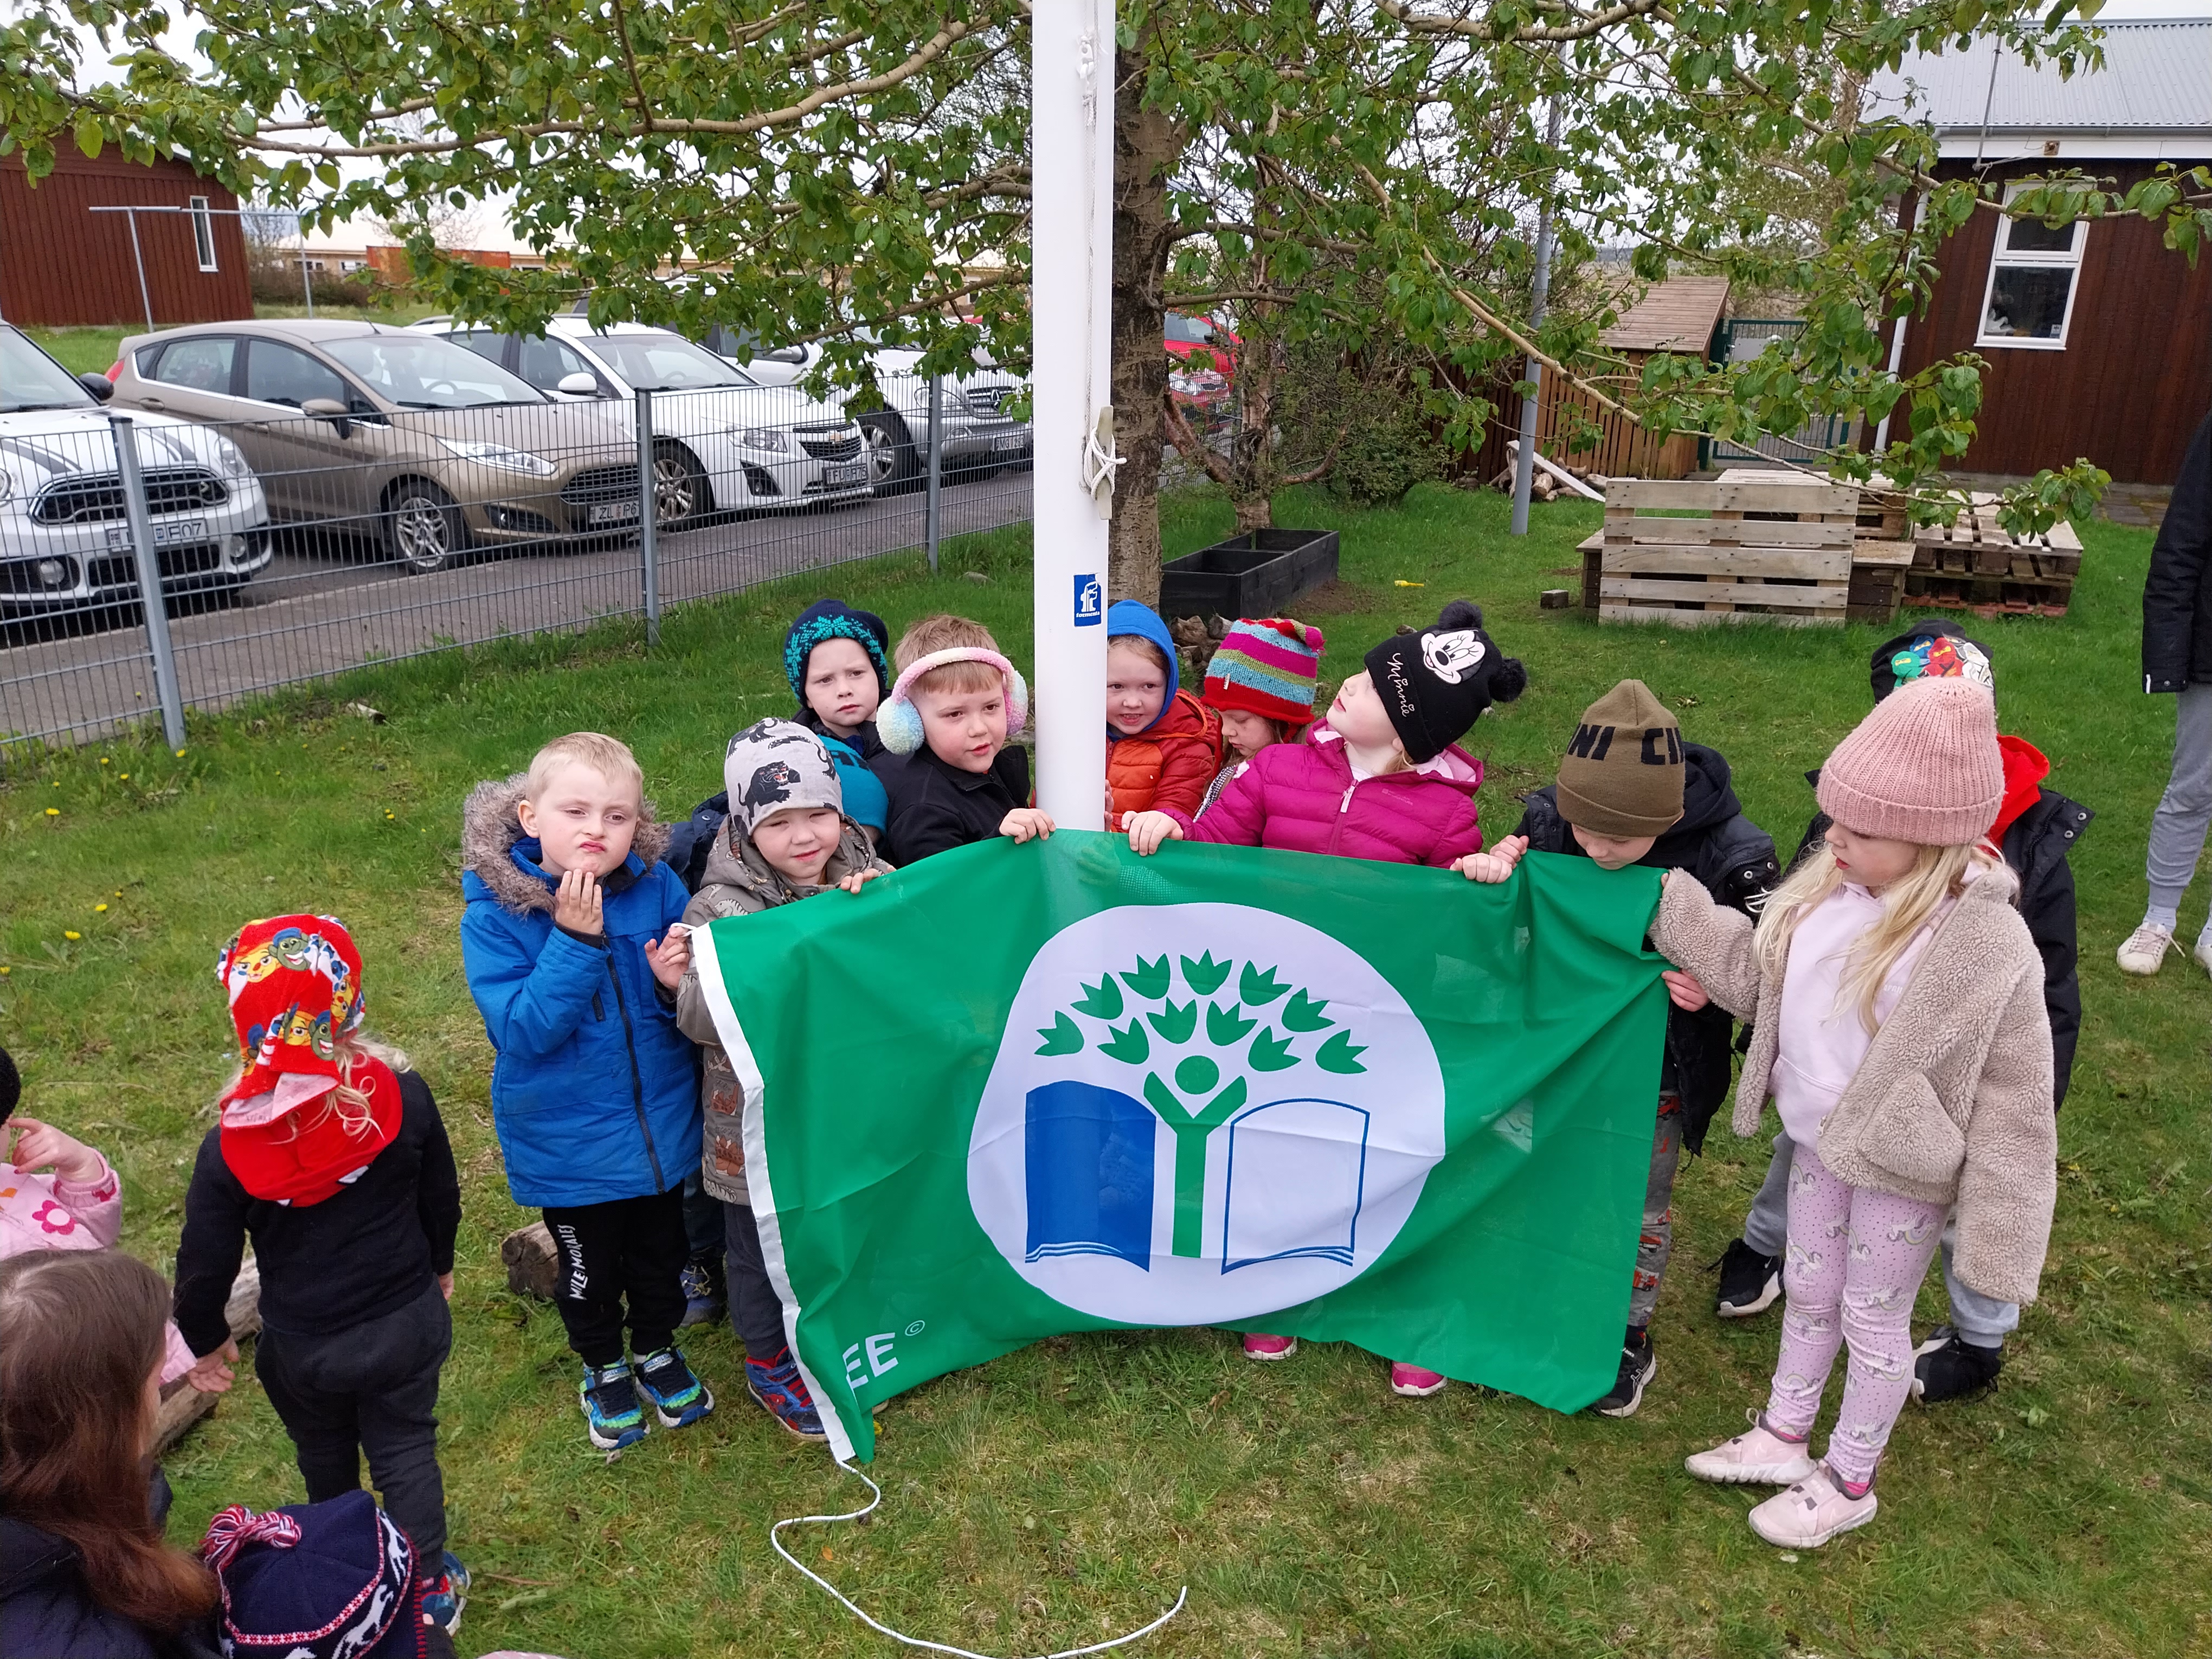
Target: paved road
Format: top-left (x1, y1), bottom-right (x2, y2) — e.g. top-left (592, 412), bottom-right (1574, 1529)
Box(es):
top-left (2, 469), bottom-right (1031, 749)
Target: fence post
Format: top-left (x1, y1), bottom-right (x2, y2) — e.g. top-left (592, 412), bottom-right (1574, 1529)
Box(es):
top-left (1511, 91), bottom-right (1564, 538)
top-left (636, 387), bottom-right (660, 647)
top-left (924, 372), bottom-right (943, 574)
top-left (111, 415), bottom-right (187, 751)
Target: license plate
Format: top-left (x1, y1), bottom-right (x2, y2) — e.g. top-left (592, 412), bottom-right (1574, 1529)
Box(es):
top-left (587, 500), bottom-right (639, 526)
top-left (105, 518), bottom-right (204, 548)
top-left (991, 433), bottom-right (1028, 454)
top-left (823, 462), bottom-right (867, 487)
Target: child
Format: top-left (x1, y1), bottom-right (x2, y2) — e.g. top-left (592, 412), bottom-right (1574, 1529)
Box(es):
top-left (170, 915), bottom-right (471, 1634)
top-left (198, 1491), bottom-right (458, 1659)
top-left (675, 721), bottom-right (892, 1441)
top-left (1711, 621), bottom-right (2089, 1406)
top-left (876, 614), bottom-right (1053, 865)
top-left (1193, 616), bottom-right (1324, 816)
top-left (460, 732), bottom-right (713, 1454)
top-left (1130, 599), bottom-right (1527, 1396)
top-left (784, 597), bottom-right (893, 843)
top-left (1103, 600), bottom-right (1223, 824)
top-left (1465, 681), bottom-right (1778, 1418)
top-left (1652, 679), bottom-right (2057, 1548)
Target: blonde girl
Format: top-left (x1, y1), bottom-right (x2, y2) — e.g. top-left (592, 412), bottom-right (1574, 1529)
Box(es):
top-left (1651, 679), bottom-right (2057, 1548)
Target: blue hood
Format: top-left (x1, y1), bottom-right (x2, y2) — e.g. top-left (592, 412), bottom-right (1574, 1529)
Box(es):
top-left (1107, 599), bottom-right (1180, 735)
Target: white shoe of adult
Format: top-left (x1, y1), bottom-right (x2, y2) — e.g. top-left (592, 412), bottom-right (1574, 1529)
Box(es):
top-left (2117, 922), bottom-right (2175, 976)
top-left (2195, 932), bottom-right (2212, 978)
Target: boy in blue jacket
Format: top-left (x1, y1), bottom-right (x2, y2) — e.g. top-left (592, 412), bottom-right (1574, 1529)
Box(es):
top-left (460, 731), bottom-right (713, 1451)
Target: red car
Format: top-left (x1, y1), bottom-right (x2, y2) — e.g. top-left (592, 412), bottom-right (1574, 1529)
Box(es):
top-left (1166, 312), bottom-right (1239, 409)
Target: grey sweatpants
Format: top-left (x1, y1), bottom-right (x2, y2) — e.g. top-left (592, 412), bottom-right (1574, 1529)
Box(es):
top-left (1743, 1133), bottom-right (2017, 1347)
top-left (1627, 1095), bottom-right (1683, 1332)
top-left (2147, 681), bottom-right (2212, 916)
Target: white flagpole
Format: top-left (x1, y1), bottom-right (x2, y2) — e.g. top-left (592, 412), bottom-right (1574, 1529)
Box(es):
top-left (1028, 0), bottom-right (1116, 831)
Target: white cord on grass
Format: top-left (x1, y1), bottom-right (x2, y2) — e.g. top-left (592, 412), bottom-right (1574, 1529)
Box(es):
top-left (770, 1459), bottom-right (1187, 1659)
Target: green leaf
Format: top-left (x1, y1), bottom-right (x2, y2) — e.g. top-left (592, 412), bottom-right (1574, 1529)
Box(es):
top-left (1122, 955), bottom-right (1172, 1000)
top-left (1282, 989), bottom-right (1333, 1032)
top-left (1206, 1001), bottom-right (1256, 1045)
top-left (1180, 951), bottom-right (1231, 995)
top-left (1147, 999), bottom-right (1197, 1044)
top-left (1316, 1031), bottom-right (1368, 1075)
top-left (1099, 1021), bottom-right (1151, 1066)
top-left (1071, 976), bottom-right (1123, 1021)
top-left (1034, 1013), bottom-right (1084, 1057)
top-left (1248, 1026), bottom-right (1298, 1072)
top-left (1239, 962), bottom-right (1290, 1005)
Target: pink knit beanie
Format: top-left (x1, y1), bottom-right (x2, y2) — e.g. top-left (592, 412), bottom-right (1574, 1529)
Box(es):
top-left (1816, 677), bottom-right (2004, 846)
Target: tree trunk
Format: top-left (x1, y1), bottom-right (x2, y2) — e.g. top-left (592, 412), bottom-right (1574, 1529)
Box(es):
top-left (1107, 44), bottom-right (1186, 606)
top-left (1233, 492), bottom-right (1274, 533)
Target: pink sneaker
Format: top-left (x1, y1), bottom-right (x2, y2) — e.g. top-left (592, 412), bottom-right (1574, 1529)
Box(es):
top-left (1683, 1410), bottom-right (1818, 1486)
top-left (1747, 1464), bottom-right (1879, 1548)
top-left (1390, 1362), bottom-right (1448, 1397)
top-left (1242, 1333), bottom-right (1297, 1360)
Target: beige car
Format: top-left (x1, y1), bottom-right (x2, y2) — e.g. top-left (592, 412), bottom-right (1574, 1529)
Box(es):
top-left (109, 319), bottom-right (643, 573)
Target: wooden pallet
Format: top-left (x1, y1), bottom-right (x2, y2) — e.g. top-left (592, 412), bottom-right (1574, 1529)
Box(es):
top-left (1907, 497), bottom-right (2082, 615)
top-left (1583, 477), bottom-right (1863, 627)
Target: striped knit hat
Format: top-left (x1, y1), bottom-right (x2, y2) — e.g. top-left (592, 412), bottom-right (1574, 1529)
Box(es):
top-left (1201, 618), bottom-right (1325, 727)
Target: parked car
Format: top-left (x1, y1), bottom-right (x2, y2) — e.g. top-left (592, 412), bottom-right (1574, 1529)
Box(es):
top-left (1166, 312), bottom-right (1240, 411)
top-left (108, 320), bottom-right (641, 574)
top-left (687, 326), bottom-right (1032, 494)
top-left (415, 318), bottom-right (872, 520)
top-left (1, 323), bottom-right (272, 619)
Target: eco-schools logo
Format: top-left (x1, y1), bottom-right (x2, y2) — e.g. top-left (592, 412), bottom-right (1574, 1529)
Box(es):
top-left (968, 903), bottom-right (1445, 1324)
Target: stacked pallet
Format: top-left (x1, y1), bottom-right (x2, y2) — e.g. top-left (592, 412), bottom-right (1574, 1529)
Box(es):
top-left (1906, 499), bottom-right (2084, 616)
top-left (1579, 477), bottom-right (1864, 627)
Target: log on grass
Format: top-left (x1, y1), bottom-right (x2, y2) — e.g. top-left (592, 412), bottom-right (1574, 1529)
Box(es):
top-left (503, 1221), bottom-right (561, 1300)
top-left (152, 1259), bottom-right (262, 1458)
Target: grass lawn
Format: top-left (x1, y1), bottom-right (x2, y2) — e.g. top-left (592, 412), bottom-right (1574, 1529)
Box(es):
top-left (1, 481), bottom-right (2205, 1658)
top-left (24, 301), bottom-right (447, 377)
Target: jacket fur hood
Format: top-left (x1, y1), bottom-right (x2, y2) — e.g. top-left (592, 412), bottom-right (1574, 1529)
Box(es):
top-left (460, 773), bottom-right (671, 916)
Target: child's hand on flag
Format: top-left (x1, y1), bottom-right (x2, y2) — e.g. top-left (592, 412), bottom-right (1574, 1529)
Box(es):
top-left (835, 868), bottom-right (886, 896)
top-left (646, 923), bottom-right (691, 988)
top-left (1660, 969), bottom-right (1711, 1012)
top-left (1125, 812), bottom-right (1182, 855)
top-left (1000, 808), bottom-right (1056, 844)
top-left (552, 868), bottom-right (604, 937)
top-left (1454, 835), bottom-right (1527, 883)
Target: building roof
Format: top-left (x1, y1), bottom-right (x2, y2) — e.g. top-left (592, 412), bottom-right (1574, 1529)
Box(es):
top-left (1600, 275), bottom-right (1731, 353)
top-left (1869, 19), bottom-right (2212, 159)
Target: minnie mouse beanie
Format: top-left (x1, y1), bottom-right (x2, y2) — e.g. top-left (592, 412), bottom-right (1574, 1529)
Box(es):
top-left (1816, 677), bottom-right (2004, 846)
top-left (1362, 600), bottom-right (1528, 763)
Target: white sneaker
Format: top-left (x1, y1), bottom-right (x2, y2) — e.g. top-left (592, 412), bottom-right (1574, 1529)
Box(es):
top-left (1747, 1464), bottom-right (1879, 1548)
top-left (2117, 922), bottom-right (2175, 976)
top-left (1684, 1410), bottom-right (1818, 1486)
top-left (2195, 933), bottom-right (2212, 978)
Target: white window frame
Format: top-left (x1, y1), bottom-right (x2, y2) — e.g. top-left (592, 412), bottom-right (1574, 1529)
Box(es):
top-left (188, 196), bottom-right (218, 272)
top-left (1974, 182), bottom-right (2087, 352)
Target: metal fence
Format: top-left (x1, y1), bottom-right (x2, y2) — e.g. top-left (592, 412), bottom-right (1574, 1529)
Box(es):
top-left (1702, 319), bottom-right (1861, 466)
top-left (1, 374), bottom-right (1033, 756)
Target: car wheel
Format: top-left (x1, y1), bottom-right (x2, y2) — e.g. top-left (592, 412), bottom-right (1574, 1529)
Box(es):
top-left (383, 480), bottom-right (467, 574)
top-left (652, 442), bottom-right (712, 527)
top-left (858, 411), bottom-right (921, 494)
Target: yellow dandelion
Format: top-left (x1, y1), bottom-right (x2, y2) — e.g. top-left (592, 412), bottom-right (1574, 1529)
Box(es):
top-left (63, 931), bottom-right (80, 942)
top-left (113, 891), bottom-right (121, 897)
top-left (100, 757), bottom-right (111, 766)
top-left (0, 966), bottom-right (11, 976)
top-left (175, 749), bottom-right (185, 757)
top-left (119, 773), bottom-right (130, 781)
top-left (44, 808), bottom-right (59, 818)
top-left (94, 904), bottom-right (108, 913)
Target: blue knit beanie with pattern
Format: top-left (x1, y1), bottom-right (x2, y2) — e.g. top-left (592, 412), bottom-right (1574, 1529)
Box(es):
top-left (783, 599), bottom-right (891, 711)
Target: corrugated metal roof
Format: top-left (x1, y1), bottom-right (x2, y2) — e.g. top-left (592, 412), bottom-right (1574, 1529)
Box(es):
top-left (1869, 19), bottom-right (2212, 134)
top-left (1600, 276), bottom-right (1731, 353)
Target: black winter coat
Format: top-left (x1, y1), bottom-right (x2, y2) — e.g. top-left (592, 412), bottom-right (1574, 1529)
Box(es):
top-left (2143, 412), bottom-right (2212, 693)
top-left (1515, 742), bottom-right (1779, 1154)
top-left (877, 743), bottom-right (1032, 868)
top-left (0, 1517), bottom-right (221, 1659)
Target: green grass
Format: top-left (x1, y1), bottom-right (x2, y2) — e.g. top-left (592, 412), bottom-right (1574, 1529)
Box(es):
top-left (24, 301), bottom-right (446, 377)
top-left (2, 483), bottom-right (2205, 1658)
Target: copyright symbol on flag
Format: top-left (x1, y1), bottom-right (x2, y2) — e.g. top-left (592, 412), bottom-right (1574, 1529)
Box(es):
top-left (904, 1320), bottom-right (927, 1338)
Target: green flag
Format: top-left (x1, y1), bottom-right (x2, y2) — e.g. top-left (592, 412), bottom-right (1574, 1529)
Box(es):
top-left (692, 832), bottom-right (1666, 1462)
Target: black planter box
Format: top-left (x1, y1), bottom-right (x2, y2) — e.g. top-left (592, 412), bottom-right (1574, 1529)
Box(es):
top-left (1158, 528), bottom-right (1339, 619)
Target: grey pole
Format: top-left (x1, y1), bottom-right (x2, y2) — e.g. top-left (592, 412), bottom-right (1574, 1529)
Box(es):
top-left (125, 210), bottom-right (155, 331)
top-left (1510, 93), bottom-right (1565, 537)
top-left (924, 372), bottom-right (943, 574)
top-left (111, 415), bottom-right (187, 750)
top-left (636, 387), bottom-right (660, 647)
top-left (299, 247), bottom-right (315, 318)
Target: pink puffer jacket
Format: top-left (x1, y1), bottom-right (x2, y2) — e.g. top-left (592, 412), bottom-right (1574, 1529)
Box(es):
top-left (1167, 721), bottom-right (1484, 866)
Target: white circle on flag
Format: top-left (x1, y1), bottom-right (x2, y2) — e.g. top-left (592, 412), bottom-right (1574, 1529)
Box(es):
top-left (967, 902), bottom-right (1445, 1325)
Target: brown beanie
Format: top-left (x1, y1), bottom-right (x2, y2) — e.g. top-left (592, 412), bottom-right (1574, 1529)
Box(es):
top-left (1554, 679), bottom-right (1686, 839)
top-left (1816, 677), bottom-right (2003, 846)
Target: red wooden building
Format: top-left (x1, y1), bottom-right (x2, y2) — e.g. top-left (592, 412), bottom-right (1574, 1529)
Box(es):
top-left (1875, 21), bottom-right (2212, 485)
top-left (0, 149), bottom-right (251, 328)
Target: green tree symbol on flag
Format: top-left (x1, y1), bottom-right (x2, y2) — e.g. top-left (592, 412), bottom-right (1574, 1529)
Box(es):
top-left (1036, 950), bottom-right (1367, 1259)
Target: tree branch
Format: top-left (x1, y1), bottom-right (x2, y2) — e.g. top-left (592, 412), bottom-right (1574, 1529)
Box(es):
top-left (1375, 0), bottom-right (1671, 44)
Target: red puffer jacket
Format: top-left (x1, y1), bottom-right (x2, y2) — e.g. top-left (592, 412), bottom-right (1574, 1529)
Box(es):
top-left (1107, 689), bottom-right (1223, 820)
top-left (1161, 720), bottom-right (1484, 866)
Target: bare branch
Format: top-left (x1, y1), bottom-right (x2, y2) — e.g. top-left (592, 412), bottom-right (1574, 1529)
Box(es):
top-left (1376, 0), bottom-right (1671, 44)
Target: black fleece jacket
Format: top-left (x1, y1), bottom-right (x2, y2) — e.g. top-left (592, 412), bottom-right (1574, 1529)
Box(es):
top-left (2143, 412), bottom-right (2212, 693)
top-left (877, 742), bottom-right (1031, 867)
top-left (172, 1070), bottom-right (460, 1355)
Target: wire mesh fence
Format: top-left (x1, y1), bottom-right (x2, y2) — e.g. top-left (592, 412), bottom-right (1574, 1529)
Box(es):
top-left (2, 348), bottom-right (1033, 760)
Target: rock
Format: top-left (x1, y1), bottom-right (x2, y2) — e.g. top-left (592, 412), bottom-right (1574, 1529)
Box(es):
top-left (503, 1221), bottom-right (561, 1300)
top-left (963, 570), bottom-right (990, 584)
top-left (1540, 589), bottom-right (1573, 610)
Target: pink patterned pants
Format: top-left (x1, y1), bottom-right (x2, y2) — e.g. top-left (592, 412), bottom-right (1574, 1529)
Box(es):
top-left (1766, 1143), bottom-right (1947, 1486)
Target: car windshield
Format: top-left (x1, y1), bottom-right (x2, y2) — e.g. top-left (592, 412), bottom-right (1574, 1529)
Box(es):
top-left (0, 327), bottom-right (98, 414)
top-left (587, 332), bottom-right (755, 391)
top-left (318, 334), bottom-right (545, 408)
top-left (1165, 313), bottom-right (1216, 345)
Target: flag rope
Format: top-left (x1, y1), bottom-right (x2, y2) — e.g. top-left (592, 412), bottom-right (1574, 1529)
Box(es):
top-left (770, 1459), bottom-right (1188, 1659)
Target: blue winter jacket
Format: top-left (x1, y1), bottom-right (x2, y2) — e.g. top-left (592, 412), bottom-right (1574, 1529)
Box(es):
top-left (459, 774), bottom-right (700, 1208)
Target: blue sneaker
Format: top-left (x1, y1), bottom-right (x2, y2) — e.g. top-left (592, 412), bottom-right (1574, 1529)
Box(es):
top-left (745, 1350), bottom-right (827, 1441)
top-left (634, 1347), bottom-right (715, 1429)
top-left (420, 1550), bottom-right (469, 1636)
top-left (580, 1361), bottom-right (648, 1451)
top-left (679, 1257), bottom-right (726, 1328)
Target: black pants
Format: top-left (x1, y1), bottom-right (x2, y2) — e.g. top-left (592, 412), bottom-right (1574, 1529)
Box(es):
top-left (681, 1167), bottom-right (722, 1264)
top-left (722, 1201), bottom-right (788, 1363)
top-left (256, 1282), bottom-right (452, 1564)
top-left (541, 1188), bottom-right (689, 1369)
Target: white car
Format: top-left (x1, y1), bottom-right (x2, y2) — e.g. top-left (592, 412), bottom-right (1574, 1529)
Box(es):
top-left (417, 319), bottom-right (872, 521)
top-left (1, 325), bottom-right (272, 619)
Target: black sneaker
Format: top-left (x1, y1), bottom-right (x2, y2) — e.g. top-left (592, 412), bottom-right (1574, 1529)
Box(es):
top-left (1712, 1238), bottom-right (1785, 1319)
top-left (1592, 1335), bottom-right (1655, 1418)
top-left (1911, 1326), bottom-right (2002, 1403)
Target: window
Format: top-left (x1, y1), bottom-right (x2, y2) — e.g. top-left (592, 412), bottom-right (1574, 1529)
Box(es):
top-left (243, 339), bottom-right (351, 410)
top-left (189, 197), bottom-right (217, 273)
top-left (515, 333), bottom-right (601, 391)
top-left (143, 335), bottom-right (237, 394)
top-left (1976, 183), bottom-right (2087, 350)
